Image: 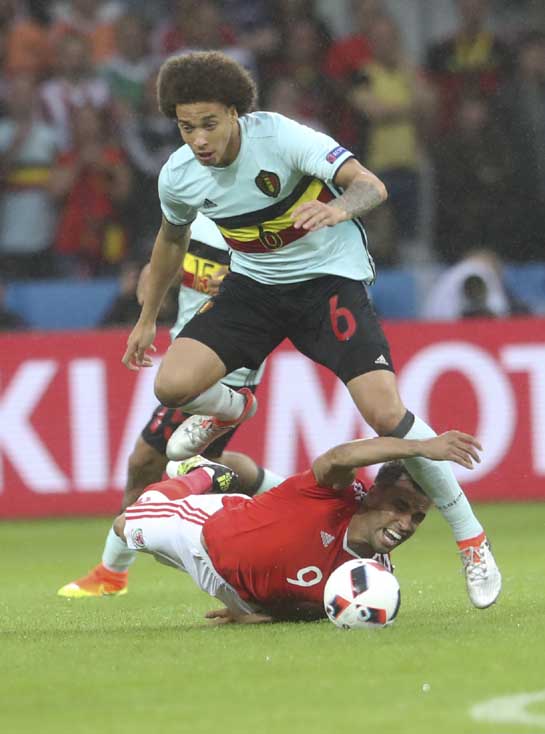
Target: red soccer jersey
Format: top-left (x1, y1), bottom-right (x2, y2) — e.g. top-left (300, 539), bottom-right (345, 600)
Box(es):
top-left (202, 470), bottom-right (383, 618)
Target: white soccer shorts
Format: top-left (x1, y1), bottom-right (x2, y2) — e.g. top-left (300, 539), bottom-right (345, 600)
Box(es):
top-left (124, 489), bottom-right (259, 616)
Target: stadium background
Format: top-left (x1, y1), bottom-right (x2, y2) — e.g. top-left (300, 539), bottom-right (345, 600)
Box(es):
top-left (1, 0), bottom-right (545, 515)
top-left (2, 5), bottom-right (545, 734)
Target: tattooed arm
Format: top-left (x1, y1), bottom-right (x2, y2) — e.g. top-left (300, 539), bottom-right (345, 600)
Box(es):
top-left (291, 158), bottom-right (387, 232)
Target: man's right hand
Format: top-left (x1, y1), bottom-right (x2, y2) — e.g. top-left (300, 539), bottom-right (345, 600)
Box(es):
top-left (122, 320), bottom-right (157, 371)
top-left (421, 431), bottom-right (482, 469)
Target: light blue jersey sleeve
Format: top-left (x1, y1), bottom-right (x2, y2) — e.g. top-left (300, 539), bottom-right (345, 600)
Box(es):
top-left (158, 160), bottom-right (197, 226)
top-left (275, 115), bottom-right (354, 184)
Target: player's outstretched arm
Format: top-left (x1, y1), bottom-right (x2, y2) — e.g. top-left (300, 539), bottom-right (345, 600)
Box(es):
top-left (312, 431), bottom-right (482, 489)
top-left (122, 218), bottom-right (190, 371)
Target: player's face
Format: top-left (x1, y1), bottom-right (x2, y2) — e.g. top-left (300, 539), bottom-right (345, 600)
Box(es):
top-left (175, 102), bottom-right (240, 167)
top-left (363, 480), bottom-right (430, 554)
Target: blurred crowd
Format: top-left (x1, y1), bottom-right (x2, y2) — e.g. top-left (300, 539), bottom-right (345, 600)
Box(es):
top-left (0, 0), bottom-right (544, 297)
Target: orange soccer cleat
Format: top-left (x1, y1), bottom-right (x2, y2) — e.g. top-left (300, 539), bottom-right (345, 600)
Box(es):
top-left (57, 563), bottom-right (128, 598)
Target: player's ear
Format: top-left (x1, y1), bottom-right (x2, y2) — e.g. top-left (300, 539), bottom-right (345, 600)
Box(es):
top-left (362, 484), bottom-right (384, 509)
top-left (228, 105), bottom-right (239, 121)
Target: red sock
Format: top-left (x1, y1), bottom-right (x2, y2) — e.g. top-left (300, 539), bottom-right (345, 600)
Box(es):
top-left (457, 531), bottom-right (486, 550)
top-left (144, 469), bottom-right (213, 501)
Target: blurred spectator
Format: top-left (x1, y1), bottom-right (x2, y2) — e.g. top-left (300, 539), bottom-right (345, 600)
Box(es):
top-left (0, 74), bottom-right (59, 279)
top-left (0, 0), bottom-right (52, 78)
top-left (100, 260), bottom-right (178, 326)
top-left (432, 91), bottom-right (515, 262)
top-left (0, 278), bottom-right (27, 330)
top-left (321, 0), bottom-right (383, 153)
top-left (152, 0), bottom-right (256, 76)
top-left (349, 15), bottom-right (436, 264)
top-left (265, 77), bottom-right (326, 130)
top-left (51, 0), bottom-right (123, 63)
top-left (50, 104), bottom-right (132, 276)
top-left (263, 18), bottom-right (331, 126)
top-left (323, 0), bottom-right (379, 82)
top-left (100, 260), bottom-right (142, 326)
top-left (426, 0), bottom-right (512, 133)
top-left (40, 30), bottom-right (112, 151)
top-left (460, 273), bottom-right (497, 318)
top-left (121, 70), bottom-right (180, 254)
top-left (423, 249), bottom-right (530, 320)
top-left (100, 11), bottom-right (155, 118)
top-left (220, 0), bottom-right (278, 59)
top-left (497, 30), bottom-right (545, 261)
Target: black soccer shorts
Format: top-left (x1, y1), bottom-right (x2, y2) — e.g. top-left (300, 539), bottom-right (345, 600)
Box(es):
top-left (141, 383), bottom-right (258, 459)
top-left (178, 272), bottom-right (394, 385)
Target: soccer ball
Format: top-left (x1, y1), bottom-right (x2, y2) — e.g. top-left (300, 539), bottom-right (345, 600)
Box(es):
top-left (323, 559), bottom-right (401, 629)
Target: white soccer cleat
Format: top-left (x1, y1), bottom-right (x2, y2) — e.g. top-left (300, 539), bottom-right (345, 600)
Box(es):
top-left (460, 538), bottom-right (502, 609)
top-left (166, 388), bottom-right (257, 460)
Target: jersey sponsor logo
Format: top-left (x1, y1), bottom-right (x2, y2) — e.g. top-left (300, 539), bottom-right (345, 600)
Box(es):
top-left (374, 354), bottom-right (389, 366)
top-left (320, 530), bottom-right (335, 547)
top-left (254, 170), bottom-right (281, 198)
top-left (326, 145), bottom-right (347, 163)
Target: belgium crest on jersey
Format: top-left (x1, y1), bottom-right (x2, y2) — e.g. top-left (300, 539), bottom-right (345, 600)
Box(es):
top-left (254, 170), bottom-right (281, 198)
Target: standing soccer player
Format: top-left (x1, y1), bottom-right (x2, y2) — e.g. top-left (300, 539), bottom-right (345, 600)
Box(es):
top-left (122, 51), bottom-right (501, 609)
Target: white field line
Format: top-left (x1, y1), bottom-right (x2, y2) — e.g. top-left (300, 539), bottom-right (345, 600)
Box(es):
top-left (471, 690), bottom-right (545, 728)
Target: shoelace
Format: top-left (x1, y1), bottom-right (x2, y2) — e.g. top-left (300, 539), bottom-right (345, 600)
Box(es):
top-left (460, 544), bottom-right (488, 581)
top-left (182, 416), bottom-right (218, 443)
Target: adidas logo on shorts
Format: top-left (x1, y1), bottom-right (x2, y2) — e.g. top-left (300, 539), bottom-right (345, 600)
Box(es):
top-left (374, 354), bottom-right (389, 366)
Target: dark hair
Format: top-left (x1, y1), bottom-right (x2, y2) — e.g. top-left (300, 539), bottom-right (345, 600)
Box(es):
top-left (157, 51), bottom-right (257, 119)
top-left (373, 460), bottom-right (426, 496)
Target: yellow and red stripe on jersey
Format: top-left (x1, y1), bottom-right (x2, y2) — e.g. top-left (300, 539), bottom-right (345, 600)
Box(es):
top-left (181, 241), bottom-right (230, 293)
top-left (5, 164), bottom-right (51, 190)
top-left (213, 176), bottom-right (334, 254)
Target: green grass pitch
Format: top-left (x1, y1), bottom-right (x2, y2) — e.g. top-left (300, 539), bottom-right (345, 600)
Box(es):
top-left (2, 503), bottom-right (545, 734)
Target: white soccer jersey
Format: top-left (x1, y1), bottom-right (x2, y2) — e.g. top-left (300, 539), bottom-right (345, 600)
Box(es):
top-left (170, 212), bottom-right (265, 388)
top-left (159, 112), bottom-right (375, 285)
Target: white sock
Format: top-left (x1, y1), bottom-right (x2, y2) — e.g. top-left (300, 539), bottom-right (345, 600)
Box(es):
top-left (254, 468), bottom-right (285, 495)
top-left (400, 415), bottom-right (484, 542)
top-left (181, 382), bottom-right (245, 421)
top-left (102, 527), bottom-right (137, 573)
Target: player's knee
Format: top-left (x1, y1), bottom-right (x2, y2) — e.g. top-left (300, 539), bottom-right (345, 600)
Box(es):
top-left (367, 405), bottom-right (408, 436)
top-left (154, 373), bottom-right (192, 408)
top-left (113, 513), bottom-right (126, 540)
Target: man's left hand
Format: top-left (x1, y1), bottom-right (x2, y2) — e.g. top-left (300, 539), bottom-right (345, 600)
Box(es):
top-left (205, 608), bottom-right (273, 625)
top-left (292, 201), bottom-right (347, 232)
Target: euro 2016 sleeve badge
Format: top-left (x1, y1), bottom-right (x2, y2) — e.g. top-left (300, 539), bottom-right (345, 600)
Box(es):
top-left (254, 170), bottom-right (281, 198)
